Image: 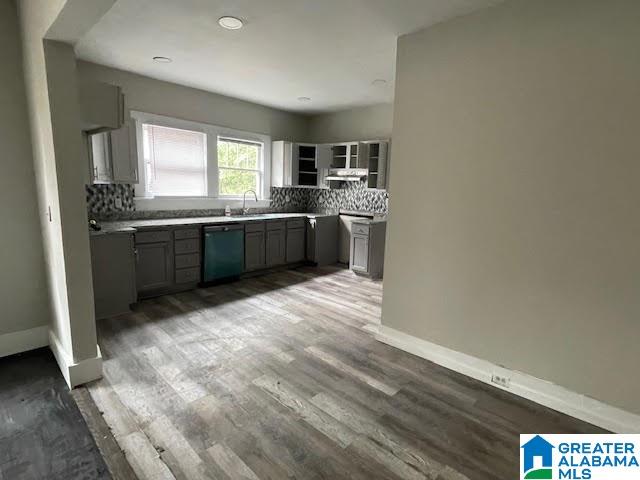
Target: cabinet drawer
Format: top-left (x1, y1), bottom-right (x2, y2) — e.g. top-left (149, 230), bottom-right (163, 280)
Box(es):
top-left (175, 253), bottom-right (200, 269)
top-left (287, 218), bottom-right (305, 229)
top-left (266, 220), bottom-right (285, 231)
top-left (352, 223), bottom-right (370, 236)
top-left (245, 222), bottom-right (265, 233)
top-left (136, 230), bottom-right (170, 244)
top-left (175, 238), bottom-right (200, 254)
top-left (174, 228), bottom-right (200, 240)
top-left (175, 267), bottom-right (200, 284)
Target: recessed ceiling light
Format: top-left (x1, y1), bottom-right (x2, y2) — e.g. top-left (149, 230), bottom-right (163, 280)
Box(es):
top-left (297, 96), bottom-right (312, 102)
top-left (153, 56), bottom-right (172, 63)
top-left (372, 79), bottom-right (387, 86)
top-left (218, 16), bottom-right (244, 30)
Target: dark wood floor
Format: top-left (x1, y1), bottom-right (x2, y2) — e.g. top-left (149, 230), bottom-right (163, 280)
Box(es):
top-left (89, 265), bottom-right (603, 480)
top-left (0, 348), bottom-right (110, 480)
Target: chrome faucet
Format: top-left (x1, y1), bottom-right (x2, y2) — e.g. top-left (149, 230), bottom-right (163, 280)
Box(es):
top-left (242, 190), bottom-right (258, 215)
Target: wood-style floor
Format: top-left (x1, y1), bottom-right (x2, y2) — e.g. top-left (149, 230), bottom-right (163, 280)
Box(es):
top-left (89, 265), bottom-right (603, 480)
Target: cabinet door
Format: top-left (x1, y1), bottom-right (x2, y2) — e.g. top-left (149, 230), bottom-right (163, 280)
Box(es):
top-left (90, 233), bottom-right (136, 319)
top-left (316, 144), bottom-right (332, 169)
top-left (111, 123), bottom-right (139, 184)
top-left (79, 81), bottom-right (123, 131)
top-left (286, 227), bottom-right (305, 263)
top-left (88, 132), bottom-right (113, 183)
top-left (245, 231), bottom-right (266, 271)
top-left (266, 229), bottom-right (286, 267)
top-left (136, 241), bottom-right (173, 293)
top-left (271, 141), bottom-right (293, 187)
top-left (357, 142), bottom-right (369, 169)
top-left (350, 234), bottom-right (370, 274)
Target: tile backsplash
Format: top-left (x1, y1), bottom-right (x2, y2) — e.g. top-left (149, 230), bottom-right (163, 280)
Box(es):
top-left (271, 182), bottom-right (388, 214)
top-left (86, 184), bottom-right (135, 215)
top-left (86, 180), bottom-right (388, 219)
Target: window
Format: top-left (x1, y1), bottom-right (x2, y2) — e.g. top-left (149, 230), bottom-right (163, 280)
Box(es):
top-left (132, 111), bottom-right (271, 206)
top-left (142, 124), bottom-right (207, 197)
top-left (217, 138), bottom-right (263, 197)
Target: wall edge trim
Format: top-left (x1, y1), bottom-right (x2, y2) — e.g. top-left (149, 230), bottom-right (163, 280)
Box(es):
top-left (49, 330), bottom-right (102, 388)
top-left (0, 325), bottom-right (49, 359)
top-left (375, 325), bottom-right (640, 433)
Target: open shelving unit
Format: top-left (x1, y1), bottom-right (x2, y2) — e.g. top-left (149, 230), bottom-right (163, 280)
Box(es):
top-left (366, 141), bottom-right (388, 189)
top-left (297, 144), bottom-right (319, 186)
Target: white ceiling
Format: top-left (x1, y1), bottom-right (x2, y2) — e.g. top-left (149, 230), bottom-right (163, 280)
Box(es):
top-left (75, 0), bottom-right (502, 114)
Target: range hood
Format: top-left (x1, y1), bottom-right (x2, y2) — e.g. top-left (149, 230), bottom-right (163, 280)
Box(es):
top-left (325, 168), bottom-right (367, 182)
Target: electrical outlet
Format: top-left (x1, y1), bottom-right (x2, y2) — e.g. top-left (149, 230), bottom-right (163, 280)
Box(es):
top-left (491, 374), bottom-right (511, 388)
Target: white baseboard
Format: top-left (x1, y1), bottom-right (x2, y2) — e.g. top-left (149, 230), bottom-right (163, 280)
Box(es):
top-left (49, 330), bottom-right (103, 388)
top-left (375, 325), bottom-right (640, 434)
top-left (0, 325), bottom-right (49, 359)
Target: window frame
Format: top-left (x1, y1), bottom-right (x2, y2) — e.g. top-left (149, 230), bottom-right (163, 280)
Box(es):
top-left (130, 111), bottom-right (271, 210)
top-left (217, 136), bottom-right (265, 200)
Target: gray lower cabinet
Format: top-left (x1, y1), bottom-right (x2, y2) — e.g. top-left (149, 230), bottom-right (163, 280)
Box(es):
top-left (174, 227), bottom-right (201, 286)
top-left (306, 216), bottom-right (339, 266)
top-left (135, 229), bottom-right (173, 297)
top-left (349, 221), bottom-right (386, 279)
top-left (245, 222), bottom-right (266, 271)
top-left (350, 234), bottom-right (370, 273)
top-left (286, 227), bottom-right (305, 263)
top-left (266, 221), bottom-right (286, 267)
top-left (135, 227), bottom-right (202, 298)
top-left (136, 241), bottom-right (173, 293)
top-left (90, 232), bottom-right (136, 320)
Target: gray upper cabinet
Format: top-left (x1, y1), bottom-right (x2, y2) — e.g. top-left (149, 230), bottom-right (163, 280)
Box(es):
top-left (88, 123), bottom-right (138, 184)
top-left (88, 131), bottom-right (113, 184)
top-left (245, 222), bottom-right (266, 271)
top-left (366, 141), bottom-right (389, 190)
top-left (266, 221), bottom-right (286, 267)
top-left (271, 141), bottom-right (294, 187)
top-left (79, 81), bottom-right (124, 132)
top-left (135, 231), bottom-right (173, 295)
top-left (110, 123), bottom-right (138, 183)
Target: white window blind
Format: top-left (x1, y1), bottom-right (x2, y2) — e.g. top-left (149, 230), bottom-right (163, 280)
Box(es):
top-left (142, 123), bottom-right (207, 197)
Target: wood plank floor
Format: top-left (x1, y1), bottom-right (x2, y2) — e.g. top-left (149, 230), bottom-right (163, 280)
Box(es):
top-left (88, 265), bottom-right (604, 480)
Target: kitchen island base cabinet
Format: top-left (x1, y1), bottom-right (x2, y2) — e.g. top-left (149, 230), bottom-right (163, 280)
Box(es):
top-left (90, 233), bottom-right (136, 320)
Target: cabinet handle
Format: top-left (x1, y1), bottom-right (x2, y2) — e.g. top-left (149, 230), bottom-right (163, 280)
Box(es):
top-left (93, 166), bottom-right (98, 180)
top-left (134, 248), bottom-right (138, 263)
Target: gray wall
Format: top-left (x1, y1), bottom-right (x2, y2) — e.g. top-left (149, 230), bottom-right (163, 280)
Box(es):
top-left (77, 61), bottom-right (310, 141)
top-left (308, 103), bottom-right (393, 144)
top-left (383, 0), bottom-right (640, 415)
top-left (0, 0), bottom-right (49, 338)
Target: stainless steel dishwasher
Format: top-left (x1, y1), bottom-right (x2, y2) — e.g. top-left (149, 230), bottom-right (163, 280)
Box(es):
top-left (203, 224), bottom-right (244, 282)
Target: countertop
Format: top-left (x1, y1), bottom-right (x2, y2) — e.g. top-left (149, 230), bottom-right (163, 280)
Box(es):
top-left (338, 209), bottom-right (387, 225)
top-left (90, 212), bottom-right (336, 235)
